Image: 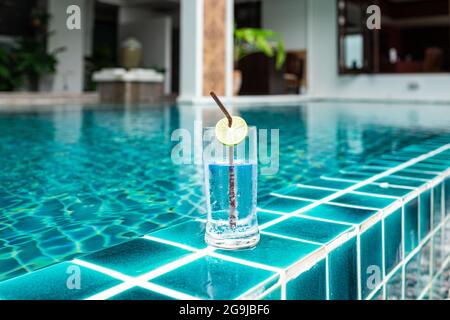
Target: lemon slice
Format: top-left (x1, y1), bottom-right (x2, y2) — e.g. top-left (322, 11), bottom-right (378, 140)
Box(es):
top-left (215, 116), bottom-right (248, 146)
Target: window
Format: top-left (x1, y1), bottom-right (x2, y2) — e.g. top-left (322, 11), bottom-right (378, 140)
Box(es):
top-left (338, 0), bottom-right (450, 74)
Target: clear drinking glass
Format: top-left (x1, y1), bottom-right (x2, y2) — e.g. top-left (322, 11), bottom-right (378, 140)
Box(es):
top-left (203, 126), bottom-right (259, 249)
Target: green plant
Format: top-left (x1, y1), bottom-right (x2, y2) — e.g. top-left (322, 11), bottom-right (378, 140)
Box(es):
top-left (0, 47), bottom-right (21, 91)
top-left (0, 6), bottom-right (63, 92)
top-left (14, 36), bottom-right (64, 91)
top-left (234, 28), bottom-right (286, 70)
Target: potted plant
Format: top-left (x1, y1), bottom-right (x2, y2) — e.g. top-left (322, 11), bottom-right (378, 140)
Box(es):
top-left (234, 28), bottom-right (286, 95)
top-left (0, 47), bottom-right (22, 91)
top-left (14, 8), bottom-right (64, 91)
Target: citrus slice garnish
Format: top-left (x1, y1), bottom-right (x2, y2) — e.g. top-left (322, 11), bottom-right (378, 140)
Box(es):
top-left (215, 116), bottom-right (248, 146)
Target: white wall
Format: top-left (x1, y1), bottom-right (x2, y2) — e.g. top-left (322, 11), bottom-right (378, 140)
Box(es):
top-left (119, 6), bottom-right (172, 94)
top-left (47, 0), bottom-right (87, 93)
top-left (307, 0), bottom-right (450, 102)
top-left (262, 0), bottom-right (307, 50)
top-left (179, 0), bottom-right (203, 101)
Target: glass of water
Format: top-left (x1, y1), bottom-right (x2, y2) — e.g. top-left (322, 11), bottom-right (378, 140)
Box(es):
top-left (202, 126), bottom-right (259, 249)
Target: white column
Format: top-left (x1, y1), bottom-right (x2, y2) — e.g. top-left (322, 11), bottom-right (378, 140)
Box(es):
top-left (179, 0), bottom-right (204, 102)
top-left (307, 0), bottom-right (337, 98)
top-left (224, 0), bottom-right (234, 98)
top-left (47, 0), bottom-right (86, 93)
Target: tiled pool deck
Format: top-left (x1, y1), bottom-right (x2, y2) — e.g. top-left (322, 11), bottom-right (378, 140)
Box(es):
top-left (0, 135), bottom-right (449, 300)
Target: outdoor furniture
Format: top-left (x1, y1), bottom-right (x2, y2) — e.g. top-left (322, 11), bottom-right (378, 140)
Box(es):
top-left (284, 52), bottom-right (305, 94)
top-left (93, 68), bottom-right (164, 103)
top-left (237, 52), bottom-right (285, 95)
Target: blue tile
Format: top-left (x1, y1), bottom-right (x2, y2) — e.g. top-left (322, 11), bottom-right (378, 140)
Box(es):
top-left (432, 229), bottom-right (443, 275)
top-left (272, 185), bottom-right (298, 195)
top-left (422, 159), bottom-right (450, 168)
top-left (286, 259), bottom-right (326, 300)
top-left (275, 186), bottom-right (335, 200)
top-left (419, 190), bottom-right (431, 240)
top-left (257, 210), bottom-right (283, 226)
top-left (428, 154), bottom-right (450, 165)
top-left (421, 289), bottom-right (431, 300)
top-left (404, 197), bottom-right (419, 255)
top-left (328, 237), bottom-right (358, 300)
top-left (445, 178), bottom-right (450, 216)
top-left (405, 253), bottom-right (420, 299)
top-left (384, 209), bottom-right (402, 273)
top-left (393, 170), bottom-right (437, 180)
top-left (421, 159), bottom-right (450, 167)
top-left (445, 219), bottom-right (450, 259)
top-left (433, 183), bottom-right (443, 227)
top-left (409, 162), bottom-right (447, 173)
top-left (330, 193), bottom-right (396, 209)
top-left (367, 159), bottom-right (403, 168)
top-left (360, 221), bottom-right (383, 299)
top-left (0, 262), bottom-right (120, 300)
top-left (386, 268), bottom-right (402, 300)
top-left (150, 256), bottom-right (278, 300)
top-left (323, 172), bottom-right (368, 181)
top-left (264, 216), bottom-right (353, 244)
top-left (149, 220), bottom-right (207, 249)
top-left (356, 184), bottom-right (411, 198)
top-left (108, 286), bottom-right (173, 300)
top-left (348, 167), bottom-right (385, 175)
top-left (370, 287), bottom-right (385, 300)
top-left (259, 196), bottom-right (313, 214)
top-left (419, 240), bottom-right (431, 290)
top-left (301, 178), bottom-right (354, 190)
top-left (381, 155), bottom-right (411, 162)
top-left (430, 273), bottom-right (449, 300)
top-left (261, 286), bottom-right (282, 300)
top-left (216, 234), bottom-right (320, 269)
top-left (301, 204), bottom-right (377, 225)
top-left (81, 238), bottom-right (192, 276)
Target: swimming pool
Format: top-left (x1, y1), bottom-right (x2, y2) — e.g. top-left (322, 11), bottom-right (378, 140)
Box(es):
top-left (0, 101), bottom-right (449, 283)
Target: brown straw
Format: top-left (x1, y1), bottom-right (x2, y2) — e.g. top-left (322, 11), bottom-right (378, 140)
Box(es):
top-left (210, 91), bottom-right (233, 127)
top-left (210, 91), bottom-right (237, 228)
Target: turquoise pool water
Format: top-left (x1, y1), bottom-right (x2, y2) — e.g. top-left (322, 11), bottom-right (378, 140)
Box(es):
top-left (0, 101), bottom-right (449, 282)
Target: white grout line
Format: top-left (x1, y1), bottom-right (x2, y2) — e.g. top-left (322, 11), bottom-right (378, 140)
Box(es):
top-left (417, 255), bottom-right (450, 300)
top-left (73, 259), bottom-right (132, 282)
top-left (269, 193), bottom-right (316, 203)
top-left (350, 191), bottom-right (401, 199)
top-left (139, 282), bottom-right (200, 300)
top-left (365, 213), bottom-right (450, 300)
top-left (325, 255), bottom-right (330, 300)
top-left (401, 204), bottom-right (406, 300)
top-left (85, 282), bottom-right (135, 300)
top-left (137, 251), bottom-right (212, 283)
top-left (281, 282), bottom-right (287, 300)
top-left (327, 201), bottom-right (381, 211)
top-left (260, 231), bottom-right (323, 246)
top-left (296, 183), bottom-right (340, 192)
top-left (389, 174), bottom-right (429, 182)
top-left (73, 143), bottom-right (450, 301)
top-left (260, 143), bottom-right (450, 232)
top-left (256, 208), bottom-right (288, 215)
top-left (142, 235), bottom-right (199, 252)
top-left (236, 274), bottom-right (281, 300)
top-left (381, 216), bottom-right (386, 298)
top-left (253, 283), bottom-right (282, 300)
top-left (208, 251), bottom-right (282, 273)
top-left (321, 176), bottom-right (417, 190)
top-left (295, 212), bottom-right (356, 227)
top-left (81, 249), bottom-right (210, 300)
top-left (271, 191), bottom-right (384, 211)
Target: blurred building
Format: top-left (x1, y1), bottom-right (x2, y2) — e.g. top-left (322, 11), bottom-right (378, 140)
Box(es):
top-left (0, 0), bottom-right (449, 103)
